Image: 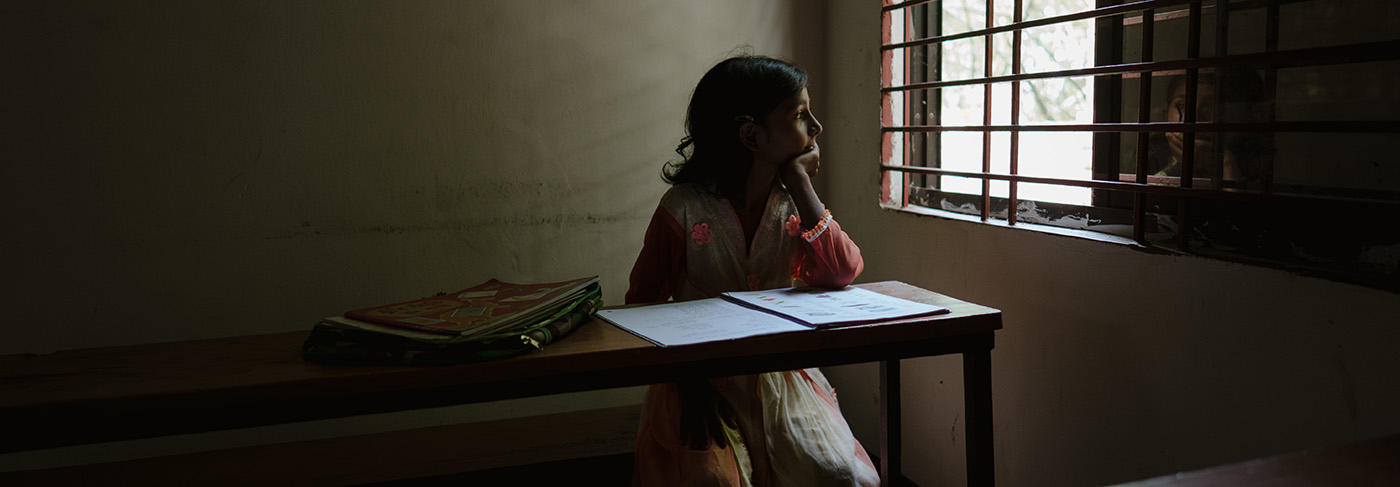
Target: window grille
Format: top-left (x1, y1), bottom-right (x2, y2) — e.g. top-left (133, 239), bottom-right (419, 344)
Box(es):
top-left (880, 0), bottom-right (1400, 289)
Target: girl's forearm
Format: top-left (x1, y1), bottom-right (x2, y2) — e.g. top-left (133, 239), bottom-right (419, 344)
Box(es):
top-left (781, 165), bottom-right (825, 229)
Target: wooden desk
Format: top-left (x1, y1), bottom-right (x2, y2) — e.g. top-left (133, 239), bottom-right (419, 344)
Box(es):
top-left (0, 281), bottom-right (1001, 486)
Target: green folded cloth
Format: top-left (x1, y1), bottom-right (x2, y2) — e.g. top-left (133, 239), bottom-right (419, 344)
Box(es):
top-left (302, 284), bottom-right (601, 366)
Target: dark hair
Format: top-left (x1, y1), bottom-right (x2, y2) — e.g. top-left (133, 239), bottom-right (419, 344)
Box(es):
top-left (662, 55), bottom-right (808, 204)
top-left (1160, 69), bottom-right (1266, 178)
top-left (1165, 69), bottom-right (1266, 119)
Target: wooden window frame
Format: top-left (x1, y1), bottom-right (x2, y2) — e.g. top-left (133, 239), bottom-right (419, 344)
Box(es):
top-left (880, 0), bottom-right (1400, 290)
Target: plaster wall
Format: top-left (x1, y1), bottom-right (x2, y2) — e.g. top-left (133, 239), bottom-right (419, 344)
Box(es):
top-left (1, 0), bottom-right (824, 470)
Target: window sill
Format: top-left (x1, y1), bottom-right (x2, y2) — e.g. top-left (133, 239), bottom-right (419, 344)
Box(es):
top-left (880, 202), bottom-right (1173, 253)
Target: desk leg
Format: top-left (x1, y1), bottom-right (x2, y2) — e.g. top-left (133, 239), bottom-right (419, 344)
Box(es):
top-left (880, 359), bottom-right (901, 487)
top-left (964, 346), bottom-right (994, 487)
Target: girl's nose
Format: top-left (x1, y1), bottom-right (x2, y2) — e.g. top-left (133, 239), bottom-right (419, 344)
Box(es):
top-left (810, 114), bottom-right (823, 136)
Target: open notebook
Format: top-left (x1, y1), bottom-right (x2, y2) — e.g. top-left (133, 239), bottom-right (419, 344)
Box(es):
top-left (595, 285), bottom-right (949, 347)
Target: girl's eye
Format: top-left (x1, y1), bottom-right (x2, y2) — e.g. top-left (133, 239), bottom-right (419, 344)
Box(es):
top-left (796, 111), bottom-right (807, 120)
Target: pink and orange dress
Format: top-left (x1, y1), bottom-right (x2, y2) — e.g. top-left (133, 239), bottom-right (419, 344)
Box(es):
top-left (627, 182), bottom-right (879, 487)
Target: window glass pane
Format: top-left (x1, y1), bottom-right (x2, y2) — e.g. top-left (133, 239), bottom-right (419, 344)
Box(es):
top-left (893, 84), bottom-right (937, 145)
top-left (1117, 131), bottom-right (1143, 178)
top-left (1019, 131), bottom-right (1092, 205)
top-left (993, 0), bottom-right (1017, 27)
top-left (1017, 176), bottom-right (1091, 207)
top-left (942, 0), bottom-right (989, 36)
top-left (940, 37), bottom-right (985, 82)
top-left (1019, 73), bottom-right (1092, 205)
top-left (992, 31), bottom-right (1016, 77)
top-left (1194, 68), bottom-right (1267, 124)
top-left (990, 130), bottom-right (1011, 176)
top-left (1274, 133), bottom-right (1400, 194)
top-left (1117, 74), bottom-right (1158, 124)
top-left (1179, 197), bottom-right (1396, 280)
top-left (1020, 76), bottom-right (1092, 124)
top-left (940, 131), bottom-right (984, 193)
top-left (1277, 0), bottom-right (1400, 50)
top-left (1222, 3), bottom-right (1269, 56)
top-left (940, 84), bottom-right (984, 127)
top-left (1131, 7), bottom-right (1220, 62)
top-left (1022, 0), bottom-right (1082, 21)
top-left (1021, 19), bottom-right (1095, 74)
top-left (1276, 62), bottom-right (1400, 122)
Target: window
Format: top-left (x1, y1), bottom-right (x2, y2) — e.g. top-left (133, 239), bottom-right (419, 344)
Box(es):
top-left (880, 0), bottom-right (1400, 290)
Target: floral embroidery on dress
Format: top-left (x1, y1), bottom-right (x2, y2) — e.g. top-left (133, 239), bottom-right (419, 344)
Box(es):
top-left (785, 214), bottom-right (803, 237)
top-left (746, 274), bottom-right (760, 291)
top-left (691, 223), bottom-right (712, 245)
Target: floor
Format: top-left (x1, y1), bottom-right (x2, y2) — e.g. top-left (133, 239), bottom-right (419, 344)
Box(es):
top-left (369, 453), bottom-right (635, 486)
top-left (371, 453), bottom-right (922, 486)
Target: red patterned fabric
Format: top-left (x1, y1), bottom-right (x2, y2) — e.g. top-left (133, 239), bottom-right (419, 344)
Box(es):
top-left (626, 183), bottom-right (876, 487)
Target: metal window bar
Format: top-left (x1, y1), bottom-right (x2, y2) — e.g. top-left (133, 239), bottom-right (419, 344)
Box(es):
top-left (883, 0), bottom-right (1200, 52)
top-left (1212, 0), bottom-right (1229, 189)
top-left (1173, 1), bottom-right (1201, 250)
top-left (882, 0), bottom-right (938, 13)
top-left (1093, 0), bottom-right (1124, 228)
top-left (1134, 4), bottom-right (1156, 242)
top-left (981, 0), bottom-right (994, 221)
top-left (1009, 0), bottom-right (1024, 226)
top-left (883, 38), bottom-right (1400, 95)
top-left (1261, 1), bottom-right (1280, 188)
top-left (904, 4), bottom-right (938, 199)
top-left (885, 120), bottom-right (1400, 135)
top-left (902, 8), bottom-right (916, 209)
top-left (882, 165), bottom-right (1397, 206)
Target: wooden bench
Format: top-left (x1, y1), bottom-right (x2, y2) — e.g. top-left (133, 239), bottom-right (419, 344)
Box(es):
top-left (0, 404), bottom-right (640, 486)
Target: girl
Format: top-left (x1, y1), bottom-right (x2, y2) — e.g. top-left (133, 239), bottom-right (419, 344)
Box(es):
top-left (627, 55), bottom-right (879, 487)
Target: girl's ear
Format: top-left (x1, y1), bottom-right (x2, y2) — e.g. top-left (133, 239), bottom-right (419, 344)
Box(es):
top-left (738, 122), bottom-right (761, 152)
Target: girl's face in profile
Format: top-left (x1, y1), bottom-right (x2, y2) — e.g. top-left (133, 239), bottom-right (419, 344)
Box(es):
top-left (1168, 82), bottom-right (1216, 125)
top-left (755, 88), bottom-right (823, 165)
top-left (1166, 81), bottom-right (1217, 162)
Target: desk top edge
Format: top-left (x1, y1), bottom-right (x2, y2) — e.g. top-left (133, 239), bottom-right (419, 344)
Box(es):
top-left (0, 280), bottom-right (1000, 409)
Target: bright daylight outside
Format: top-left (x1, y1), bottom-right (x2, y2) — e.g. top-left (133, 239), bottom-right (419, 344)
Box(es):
top-left (889, 0), bottom-right (1094, 206)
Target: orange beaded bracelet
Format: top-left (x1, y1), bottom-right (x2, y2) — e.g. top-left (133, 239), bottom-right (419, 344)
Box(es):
top-left (800, 209), bottom-right (833, 242)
